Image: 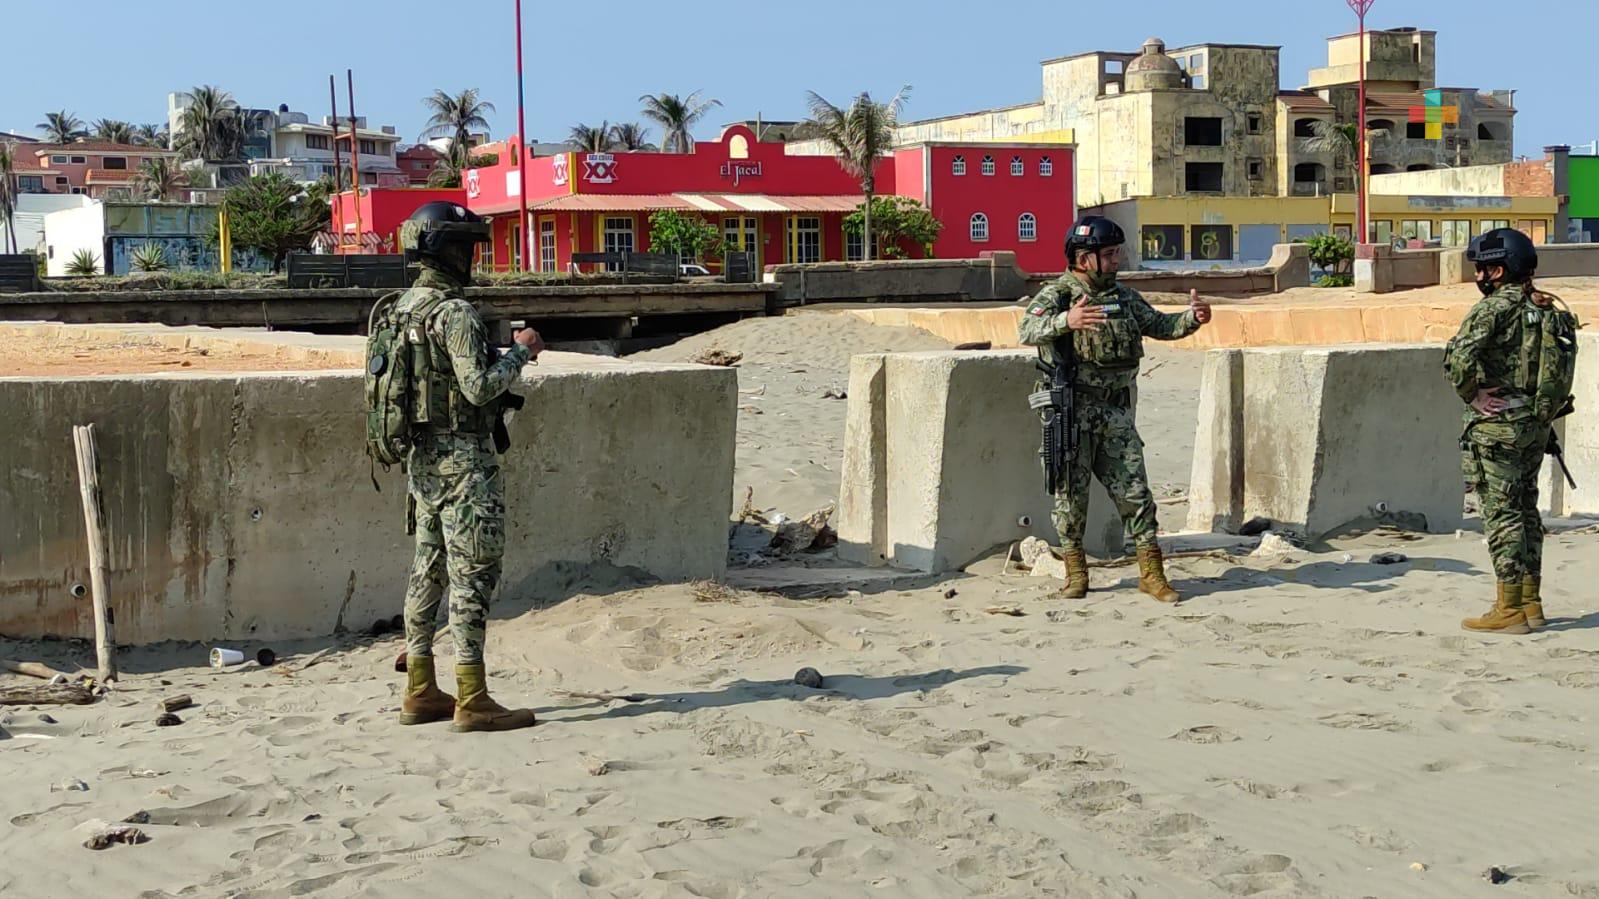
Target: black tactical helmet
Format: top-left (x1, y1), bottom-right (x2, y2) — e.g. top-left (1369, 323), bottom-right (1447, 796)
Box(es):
top-left (1466, 227), bottom-right (1537, 281)
top-left (1064, 216), bottom-right (1126, 266)
top-left (400, 201), bottom-right (491, 265)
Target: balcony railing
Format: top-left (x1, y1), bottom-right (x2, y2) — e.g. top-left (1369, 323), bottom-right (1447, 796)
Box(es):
top-left (1290, 182), bottom-right (1327, 197)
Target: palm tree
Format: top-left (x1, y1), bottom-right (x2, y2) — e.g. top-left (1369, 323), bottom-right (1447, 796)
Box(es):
top-left (609, 122), bottom-right (655, 151)
top-left (568, 122), bottom-right (613, 154)
top-left (803, 86), bottom-right (911, 261)
top-left (134, 123), bottom-right (169, 148)
top-left (93, 119), bottom-right (136, 145)
top-left (175, 85), bottom-right (241, 162)
top-left (427, 157), bottom-right (462, 189)
top-left (37, 111), bottom-right (87, 144)
top-left (1300, 119), bottom-right (1394, 192)
top-left (639, 92), bottom-right (722, 154)
top-left (420, 88), bottom-right (496, 170)
top-left (133, 157), bottom-right (187, 201)
top-left (0, 141), bottom-right (18, 253)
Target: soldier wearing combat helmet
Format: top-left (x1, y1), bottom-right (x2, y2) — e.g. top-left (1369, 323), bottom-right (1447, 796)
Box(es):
top-left (1019, 216), bottom-right (1211, 602)
top-left (391, 201), bottom-right (544, 731)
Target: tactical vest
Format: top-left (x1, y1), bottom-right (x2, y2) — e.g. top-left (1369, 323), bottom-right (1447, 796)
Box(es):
top-left (404, 296), bottom-right (497, 438)
top-left (1068, 278), bottom-right (1143, 371)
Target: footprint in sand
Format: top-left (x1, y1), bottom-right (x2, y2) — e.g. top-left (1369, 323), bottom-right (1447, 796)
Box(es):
top-left (1317, 711), bottom-right (1409, 733)
top-left (1207, 777), bottom-right (1296, 800)
top-left (1066, 780), bottom-right (1142, 815)
top-left (1451, 687), bottom-right (1501, 713)
top-left (1210, 854), bottom-right (1301, 897)
top-left (1332, 824), bottom-right (1412, 853)
top-left (528, 831), bottom-right (571, 862)
top-left (651, 869), bottom-right (742, 899)
top-left (1556, 670), bottom-right (1599, 689)
top-left (1171, 725), bottom-right (1241, 744)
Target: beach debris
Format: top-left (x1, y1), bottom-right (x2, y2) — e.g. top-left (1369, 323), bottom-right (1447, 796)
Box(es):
top-left (256, 648), bottom-right (276, 667)
top-left (160, 695), bottom-right (194, 714)
top-left (129, 769), bottom-right (165, 779)
top-left (53, 778), bottom-right (89, 793)
top-left (122, 811), bottom-right (151, 825)
top-left (1250, 532), bottom-right (1298, 558)
top-left (1339, 553), bottom-right (1354, 564)
top-left (0, 658), bottom-right (73, 680)
top-left (692, 581), bottom-right (741, 604)
top-left (953, 341), bottom-right (992, 351)
top-left (37, 714), bottom-right (57, 725)
top-left (154, 713), bottom-right (182, 728)
top-left (209, 647), bottom-right (245, 668)
top-left (1483, 867), bottom-right (1510, 885)
top-left (944, 588), bottom-right (959, 599)
top-left (770, 504), bottom-right (837, 555)
top-left (559, 690), bottom-right (651, 704)
top-left (584, 755), bottom-right (611, 776)
top-left (690, 348), bottom-right (742, 367)
top-left (370, 617), bottom-right (393, 635)
top-left (1370, 552), bottom-right (1409, 565)
top-left (821, 386), bottom-right (847, 399)
top-left (1409, 862), bottom-right (1428, 872)
top-left (738, 404), bottom-right (764, 415)
top-left (794, 667), bottom-right (824, 689)
top-left (83, 825), bottom-right (148, 850)
top-left (985, 606), bottom-right (1026, 617)
top-left (0, 683), bottom-right (95, 706)
top-left (1238, 516), bottom-right (1272, 537)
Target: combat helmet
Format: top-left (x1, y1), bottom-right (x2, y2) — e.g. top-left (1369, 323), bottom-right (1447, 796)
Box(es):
top-left (400, 201), bottom-right (491, 281)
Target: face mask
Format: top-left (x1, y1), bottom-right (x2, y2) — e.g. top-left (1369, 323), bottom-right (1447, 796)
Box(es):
top-left (1475, 266), bottom-right (1498, 297)
top-left (1086, 270), bottom-right (1118, 292)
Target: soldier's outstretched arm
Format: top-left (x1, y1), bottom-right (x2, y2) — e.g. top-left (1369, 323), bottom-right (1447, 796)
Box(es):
top-left (437, 302), bottom-right (532, 406)
top-left (1129, 292), bottom-right (1199, 341)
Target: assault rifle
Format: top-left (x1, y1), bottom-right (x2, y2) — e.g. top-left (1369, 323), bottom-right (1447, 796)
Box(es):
top-left (1029, 336), bottom-right (1078, 494)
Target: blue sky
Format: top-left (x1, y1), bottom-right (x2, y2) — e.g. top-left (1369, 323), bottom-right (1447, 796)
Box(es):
top-left (2, 0), bottom-right (1590, 156)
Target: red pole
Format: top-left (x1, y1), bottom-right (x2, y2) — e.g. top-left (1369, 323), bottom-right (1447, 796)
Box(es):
top-left (514, 0), bottom-right (530, 272)
top-left (1356, 7), bottom-right (1369, 245)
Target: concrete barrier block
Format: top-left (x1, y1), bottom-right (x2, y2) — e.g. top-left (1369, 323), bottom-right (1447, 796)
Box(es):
top-left (0, 361), bottom-right (736, 644)
top-left (1542, 332), bottom-right (1599, 516)
top-left (1240, 345), bottom-right (1463, 538)
top-left (1186, 350), bottom-right (1245, 533)
top-left (837, 354), bottom-right (889, 565)
top-left (1440, 249), bottom-right (1471, 284)
top-left (837, 351), bottom-right (1125, 573)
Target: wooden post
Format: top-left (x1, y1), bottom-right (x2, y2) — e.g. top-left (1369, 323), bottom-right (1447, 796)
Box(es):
top-left (71, 424), bottom-right (117, 683)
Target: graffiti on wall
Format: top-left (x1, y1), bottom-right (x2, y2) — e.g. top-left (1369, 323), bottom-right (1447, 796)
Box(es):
top-left (1140, 225), bottom-right (1184, 261)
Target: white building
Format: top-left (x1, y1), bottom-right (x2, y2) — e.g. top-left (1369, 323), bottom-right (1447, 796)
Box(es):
top-left (8, 193), bottom-right (92, 257)
top-left (167, 94), bottom-right (404, 186)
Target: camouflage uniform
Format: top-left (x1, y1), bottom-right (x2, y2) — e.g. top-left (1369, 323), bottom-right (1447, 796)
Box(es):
top-left (401, 266), bottom-right (530, 665)
top-left (1019, 272), bottom-right (1199, 551)
top-left (1444, 282), bottom-right (1550, 583)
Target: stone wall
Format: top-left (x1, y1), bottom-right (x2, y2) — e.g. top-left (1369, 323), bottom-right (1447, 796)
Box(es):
top-left (0, 336), bottom-right (736, 644)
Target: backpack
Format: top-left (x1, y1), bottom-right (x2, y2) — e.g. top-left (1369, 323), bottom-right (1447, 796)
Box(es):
top-left (364, 289), bottom-right (447, 474)
top-left (1524, 290), bottom-right (1582, 424)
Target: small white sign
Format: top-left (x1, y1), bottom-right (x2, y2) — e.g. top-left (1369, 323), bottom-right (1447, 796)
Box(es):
top-left (506, 170), bottom-right (522, 197)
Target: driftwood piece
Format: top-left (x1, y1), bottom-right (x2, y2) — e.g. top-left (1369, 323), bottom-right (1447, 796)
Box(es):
top-left (0, 682), bottom-right (96, 705)
top-left (72, 424), bottom-right (118, 683)
top-left (159, 695), bottom-right (194, 714)
top-left (0, 659), bottom-right (71, 680)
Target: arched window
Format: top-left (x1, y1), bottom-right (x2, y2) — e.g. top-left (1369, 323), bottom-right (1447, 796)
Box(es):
top-left (952, 154), bottom-right (966, 176)
top-left (728, 134), bottom-right (750, 159)
top-left (1010, 155), bottom-right (1024, 176)
top-left (970, 213), bottom-right (989, 241)
top-left (980, 155), bottom-right (995, 176)
top-left (1018, 213), bottom-right (1037, 241)
top-left (1039, 156), bottom-right (1053, 176)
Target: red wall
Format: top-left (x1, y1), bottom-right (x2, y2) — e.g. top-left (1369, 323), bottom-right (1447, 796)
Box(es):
top-left (334, 187), bottom-right (468, 254)
top-left (922, 145), bottom-right (1075, 272)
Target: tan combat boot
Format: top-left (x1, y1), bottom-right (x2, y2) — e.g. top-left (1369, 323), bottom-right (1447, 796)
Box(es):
top-left (1522, 575), bottom-right (1546, 628)
top-left (1462, 582), bottom-right (1531, 635)
top-left (398, 655), bottom-right (456, 725)
top-left (451, 664), bottom-right (537, 733)
top-left (1061, 549), bottom-right (1089, 600)
top-left (1136, 543), bottom-right (1181, 603)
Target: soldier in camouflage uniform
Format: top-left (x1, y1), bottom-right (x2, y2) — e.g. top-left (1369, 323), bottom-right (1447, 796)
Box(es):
top-left (1019, 216), bottom-right (1210, 602)
top-left (1445, 227), bottom-right (1552, 635)
top-left (394, 202), bottom-right (544, 731)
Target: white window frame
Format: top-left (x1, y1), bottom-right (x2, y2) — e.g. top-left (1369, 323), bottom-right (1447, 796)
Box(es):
top-left (970, 212), bottom-right (989, 242)
top-left (1017, 213), bottom-right (1037, 242)
top-left (538, 218), bottom-right (557, 272)
top-left (1039, 156), bottom-right (1053, 177)
top-left (952, 154), bottom-right (966, 176)
top-left (51, 154), bottom-right (69, 164)
top-left (1009, 155), bottom-right (1024, 176)
top-left (980, 155), bottom-right (995, 176)
top-left (70, 155), bottom-right (87, 165)
top-left (845, 224), bottom-right (865, 261)
top-left (603, 216), bottom-right (635, 271)
top-left (790, 216), bottom-right (822, 263)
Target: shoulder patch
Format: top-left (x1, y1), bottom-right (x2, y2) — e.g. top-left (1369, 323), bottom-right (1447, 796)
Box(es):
top-left (1028, 304), bottom-right (1049, 316)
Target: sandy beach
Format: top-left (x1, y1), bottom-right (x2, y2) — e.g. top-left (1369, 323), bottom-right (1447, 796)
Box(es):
top-left (4, 307), bottom-right (1599, 898)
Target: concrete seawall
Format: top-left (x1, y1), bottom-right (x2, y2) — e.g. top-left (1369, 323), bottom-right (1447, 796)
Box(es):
top-left (0, 328), bottom-right (736, 644)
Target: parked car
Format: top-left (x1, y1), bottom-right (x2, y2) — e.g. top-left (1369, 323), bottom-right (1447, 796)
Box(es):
top-left (679, 263), bottom-right (712, 277)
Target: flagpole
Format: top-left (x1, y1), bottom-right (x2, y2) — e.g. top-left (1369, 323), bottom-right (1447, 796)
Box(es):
top-left (515, 0), bottom-right (530, 272)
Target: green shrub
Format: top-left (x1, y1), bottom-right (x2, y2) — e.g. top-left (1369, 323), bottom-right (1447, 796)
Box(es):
top-left (1316, 273), bottom-right (1354, 288)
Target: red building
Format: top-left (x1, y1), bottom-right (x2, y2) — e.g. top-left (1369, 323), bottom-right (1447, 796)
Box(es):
top-left (10, 142), bottom-right (181, 199)
top-left (397, 145), bottom-right (445, 186)
top-left (334, 126), bottom-right (1074, 272)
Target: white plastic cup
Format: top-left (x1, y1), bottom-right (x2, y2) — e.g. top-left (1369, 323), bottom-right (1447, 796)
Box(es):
top-left (209, 647), bottom-right (245, 668)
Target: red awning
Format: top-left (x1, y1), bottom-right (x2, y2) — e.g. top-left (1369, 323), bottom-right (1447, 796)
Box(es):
top-left (508, 193), bottom-right (867, 214)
